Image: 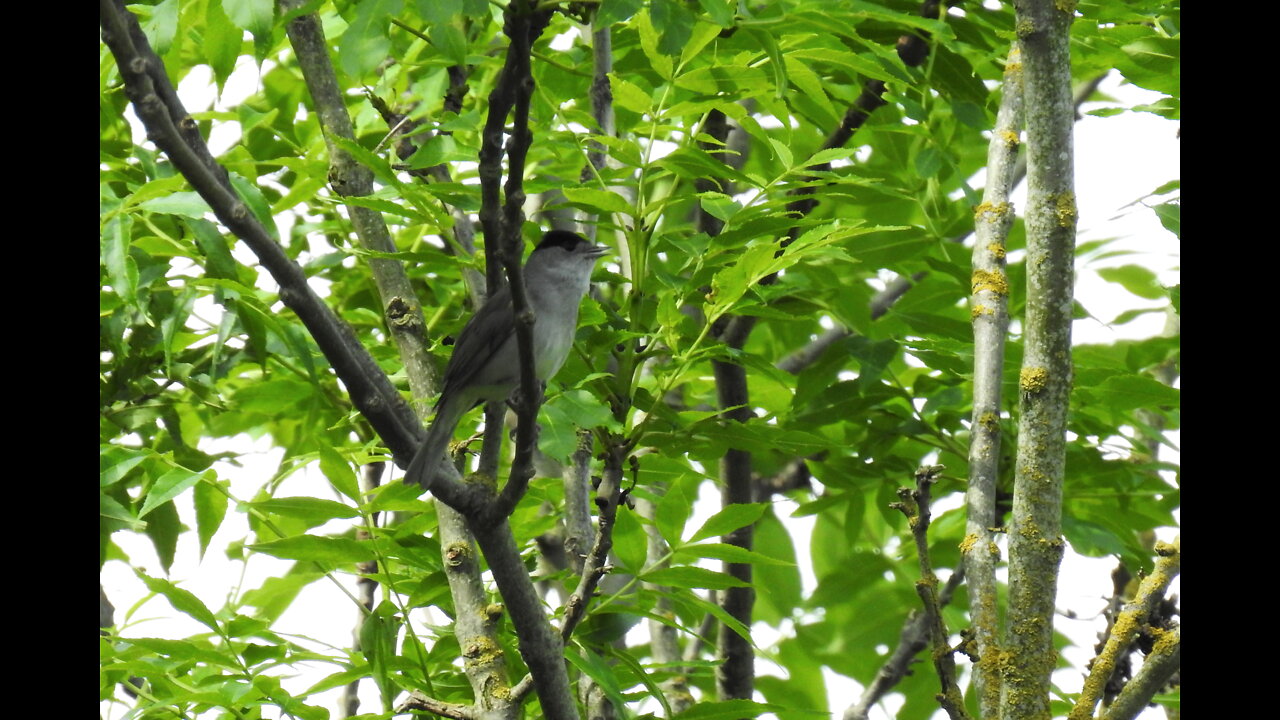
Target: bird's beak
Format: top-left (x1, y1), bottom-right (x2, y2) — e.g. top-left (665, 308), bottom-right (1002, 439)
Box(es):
top-left (585, 245), bottom-right (610, 259)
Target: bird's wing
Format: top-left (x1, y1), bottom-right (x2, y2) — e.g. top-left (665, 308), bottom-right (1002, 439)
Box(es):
top-left (437, 284), bottom-right (516, 405)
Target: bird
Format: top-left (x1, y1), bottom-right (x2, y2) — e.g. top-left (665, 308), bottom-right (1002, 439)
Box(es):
top-left (406, 229), bottom-right (609, 490)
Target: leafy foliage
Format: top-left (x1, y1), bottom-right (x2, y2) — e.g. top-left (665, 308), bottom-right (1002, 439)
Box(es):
top-left (101, 1), bottom-right (1179, 719)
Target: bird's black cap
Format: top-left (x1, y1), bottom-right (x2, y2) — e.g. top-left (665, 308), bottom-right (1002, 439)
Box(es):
top-left (536, 229), bottom-right (591, 252)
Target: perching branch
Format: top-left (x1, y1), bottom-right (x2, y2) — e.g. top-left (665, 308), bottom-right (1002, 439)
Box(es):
top-left (1002, 1), bottom-right (1079, 717)
top-left (470, 1), bottom-right (555, 517)
top-left (462, 5), bottom-right (582, 719)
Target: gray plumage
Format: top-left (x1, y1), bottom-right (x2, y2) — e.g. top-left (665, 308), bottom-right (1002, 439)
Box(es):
top-left (406, 230), bottom-right (608, 490)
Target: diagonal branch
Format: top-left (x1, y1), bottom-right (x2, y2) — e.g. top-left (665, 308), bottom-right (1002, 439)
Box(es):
top-left (99, 0), bottom-right (449, 495)
top-left (1072, 539), bottom-right (1180, 720)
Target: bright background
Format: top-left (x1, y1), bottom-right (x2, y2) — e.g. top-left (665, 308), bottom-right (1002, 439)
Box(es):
top-left (102, 39), bottom-right (1180, 720)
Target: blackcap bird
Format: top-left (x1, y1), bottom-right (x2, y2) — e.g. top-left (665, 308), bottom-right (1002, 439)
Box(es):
top-left (406, 229), bottom-right (609, 489)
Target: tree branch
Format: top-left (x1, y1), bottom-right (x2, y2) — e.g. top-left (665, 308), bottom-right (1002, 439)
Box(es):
top-left (1072, 539), bottom-right (1180, 720)
top-left (1101, 625), bottom-right (1179, 720)
top-left (842, 570), bottom-right (965, 720)
top-left (891, 466), bottom-right (971, 720)
top-left (99, 0), bottom-right (441, 490)
top-left (1002, 1), bottom-right (1079, 716)
top-left (963, 40), bottom-right (1025, 719)
top-left (469, 515), bottom-right (577, 720)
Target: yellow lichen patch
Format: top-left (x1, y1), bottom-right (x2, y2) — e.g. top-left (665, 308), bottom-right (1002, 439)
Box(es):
top-left (974, 201), bottom-right (1012, 223)
top-left (1054, 191), bottom-right (1077, 228)
top-left (971, 303), bottom-right (994, 319)
top-left (987, 243), bottom-right (1006, 260)
top-left (1020, 367), bottom-right (1049, 393)
top-left (972, 269), bottom-right (1009, 297)
top-left (979, 411), bottom-right (1001, 432)
top-left (960, 533), bottom-right (979, 554)
top-left (1055, 0), bottom-right (1078, 14)
top-left (463, 636), bottom-right (503, 666)
top-left (1151, 626), bottom-right (1178, 654)
top-left (1000, 129), bottom-right (1020, 147)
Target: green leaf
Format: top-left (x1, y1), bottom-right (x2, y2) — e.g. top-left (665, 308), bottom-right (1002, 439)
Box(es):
top-left (747, 28), bottom-right (787, 99)
top-left (250, 535), bottom-right (375, 565)
top-left (318, 445), bottom-right (361, 503)
top-left (203, 0), bottom-right (242, 91)
top-left (752, 512), bottom-right (802, 625)
top-left (673, 542), bottom-right (793, 566)
top-left (697, 0), bottom-right (735, 27)
top-left (406, 134), bottom-right (471, 170)
top-left (651, 0), bottom-right (694, 57)
top-left (1153, 201), bottom-right (1179, 238)
top-left (698, 192), bottom-right (740, 222)
top-left (101, 212), bottom-right (137, 305)
top-left (339, 0), bottom-right (402, 79)
top-left (101, 446), bottom-right (150, 486)
top-left (677, 588), bottom-right (754, 645)
top-left (228, 173), bottom-right (279, 242)
top-left (194, 477), bottom-right (229, 558)
top-left (688, 502), bottom-right (770, 542)
top-left (598, 0), bottom-right (643, 25)
top-left (248, 496), bottom-right (360, 527)
top-left (612, 507), bottom-right (647, 573)
top-left (609, 73), bottom-right (652, 114)
top-left (541, 390), bottom-right (617, 463)
top-left (566, 646), bottom-right (632, 714)
top-left (654, 463), bottom-right (705, 545)
top-left (561, 187), bottom-right (634, 216)
top-left (673, 699), bottom-right (781, 720)
top-left (415, 0), bottom-right (460, 23)
top-left (240, 568), bottom-right (326, 623)
top-left (642, 565), bottom-right (750, 590)
top-left (123, 637), bottom-right (241, 668)
top-left (1096, 264), bottom-right (1166, 300)
top-left (139, 466), bottom-right (206, 518)
top-left (101, 493), bottom-right (143, 530)
top-left (359, 604), bottom-right (398, 704)
top-left (681, 21), bottom-right (723, 66)
top-left (223, 0), bottom-right (275, 39)
top-left (430, 22), bottom-right (468, 66)
top-left (635, 8), bottom-right (673, 79)
top-left (136, 571), bottom-right (221, 633)
top-left (143, 0), bottom-right (180, 55)
top-left (1091, 374), bottom-right (1180, 412)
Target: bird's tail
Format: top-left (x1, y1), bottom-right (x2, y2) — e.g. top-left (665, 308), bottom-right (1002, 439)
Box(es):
top-left (405, 396), bottom-right (463, 491)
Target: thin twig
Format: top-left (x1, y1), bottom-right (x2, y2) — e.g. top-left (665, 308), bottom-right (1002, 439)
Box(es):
top-left (890, 466), bottom-right (971, 720)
